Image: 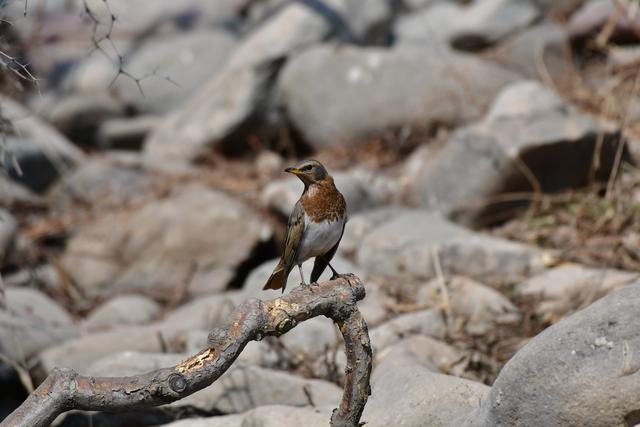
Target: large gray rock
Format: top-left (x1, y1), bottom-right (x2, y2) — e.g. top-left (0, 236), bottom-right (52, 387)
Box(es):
top-left (240, 405), bottom-right (330, 427)
top-left (160, 414), bottom-right (243, 427)
top-left (484, 21), bottom-right (568, 81)
top-left (144, 3), bottom-right (335, 167)
top-left (375, 335), bottom-right (462, 375)
top-left (177, 364), bottom-right (341, 414)
top-left (1, 288), bottom-right (77, 361)
top-left (405, 80), bottom-right (620, 225)
top-left (277, 44), bottom-right (518, 149)
top-left (449, 0), bottom-right (540, 50)
top-left (83, 294), bottom-right (161, 330)
top-left (48, 152), bottom-right (157, 211)
top-left (466, 280), bottom-right (640, 426)
top-left (60, 184), bottom-right (272, 298)
top-left (0, 209), bottom-right (17, 261)
top-left (369, 308), bottom-right (446, 353)
top-left (356, 208), bottom-right (549, 284)
top-left (518, 264), bottom-right (639, 319)
top-left (0, 96), bottom-right (84, 192)
top-left (112, 31), bottom-right (238, 114)
top-left (394, 3), bottom-right (465, 49)
top-left (362, 362), bottom-right (489, 427)
top-left (417, 276), bottom-right (520, 336)
top-left (85, 350), bottom-right (185, 377)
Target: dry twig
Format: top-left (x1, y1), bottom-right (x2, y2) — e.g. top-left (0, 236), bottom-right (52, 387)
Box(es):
top-left (1, 275), bottom-right (371, 427)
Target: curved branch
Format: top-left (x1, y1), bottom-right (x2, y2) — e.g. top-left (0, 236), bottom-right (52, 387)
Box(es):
top-left (1, 274), bottom-right (371, 427)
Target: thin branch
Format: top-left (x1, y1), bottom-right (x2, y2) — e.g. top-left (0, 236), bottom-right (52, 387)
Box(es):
top-left (1, 275), bottom-right (372, 427)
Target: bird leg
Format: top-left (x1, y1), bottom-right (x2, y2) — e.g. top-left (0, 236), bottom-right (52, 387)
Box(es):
top-left (298, 264), bottom-right (308, 287)
top-left (327, 262), bottom-right (342, 280)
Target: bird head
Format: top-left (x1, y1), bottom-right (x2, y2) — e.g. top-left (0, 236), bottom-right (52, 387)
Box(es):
top-left (284, 159), bottom-right (329, 185)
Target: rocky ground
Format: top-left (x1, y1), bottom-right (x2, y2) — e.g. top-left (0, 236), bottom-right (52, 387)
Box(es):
top-left (2, 0), bottom-right (640, 426)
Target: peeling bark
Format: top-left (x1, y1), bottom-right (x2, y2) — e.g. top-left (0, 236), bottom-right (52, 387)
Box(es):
top-left (1, 274), bottom-right (371, 427)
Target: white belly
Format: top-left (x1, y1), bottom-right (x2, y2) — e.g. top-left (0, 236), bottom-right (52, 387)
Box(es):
top-left (296, 217), bottom-right (345, 264)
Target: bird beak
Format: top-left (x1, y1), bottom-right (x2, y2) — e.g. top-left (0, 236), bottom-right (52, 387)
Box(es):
top-left (284, 167), bottom-right (299, 175)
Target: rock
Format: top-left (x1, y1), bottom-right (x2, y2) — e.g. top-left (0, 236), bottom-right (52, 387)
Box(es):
top-left (0, 175), bottom-right (42, 208)
top-left (338, 206), bottom-right (403, 257)
top-left (403, 0), bottom-right (447, 12)
top-left (362, 362), bottom-right (489, 427)
top-left (394, 3), bottom-right (465, 49)
top-left (375, 335), bottom-right (461, 374)
top-left (277, 44), bottom-right (518, 150)
top-left (160, 414), bottom-right (243, 427)
top-left (369, 308), bottom-right (446, 353)
top-left (518, 264), bottom-right (639, 319)
top-left (260, 168), bottom-right (396, 219)
top-left (4, 264), bottom-right (65, 296)
top-left (177, 364), bottom-right (341, 414)
top-left (113, 31), bottom-right (238, 114)
top-left (484, 21), bottom-right (568, 81)
top-left (569, 0), bottom-right (640, 47)
top-left (532, 0), bottom-right (584, 17)
top-left (48, 152), bottom-right (157, 210)
top-left (144, 3), bottom-right (335, 167)
top-left (466, 279), bottom-right (640, 426)
top-left (43, 93), bottom-right (125, 147)
top-left (97, 115), bottom-right (160, 150)
top-left (240, 405), bottom-right (330, 427)
top-left (0, 209), bottom-right (17, 261)
top-left (279, 316), bottom-right (339, 360)
top-left (357, 209), bottom-right (548, 284)
top-left (60, 184), bottom-right (272, 298)
top-left (405, 80), bottom-right (620, 225)
top-left (85, 351), bottom-right (185, 377)
top-left (1, 289), bottom-right (78, 361)
top-left (449, 0), bottom-right (540, 51)
top-left (0, 96), bottom-right (84, 192)
top-left (418, 276), bottom-right (520, 336)
top-left (83, 294), bottom-right (161, 330)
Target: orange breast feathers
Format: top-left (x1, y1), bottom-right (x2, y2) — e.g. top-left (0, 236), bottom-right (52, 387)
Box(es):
top-left (300, 178), bottom-right (346, 223)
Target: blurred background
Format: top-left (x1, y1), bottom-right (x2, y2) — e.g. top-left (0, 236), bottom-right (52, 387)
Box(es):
top-left (1, 0), bottom-right (640, 425)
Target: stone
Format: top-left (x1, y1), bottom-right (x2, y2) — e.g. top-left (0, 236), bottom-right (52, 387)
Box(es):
top-left (240, 405), bottom-right (330, 427)
top-left (83, 294), bottom-right (161, 330)
top-left (394, 2), bottom-right (465, 49)
top-left (4, 264), bottom-right (65, 296)
top-left (43, 93), bottom-right (125, 147)
top-left (405, 80), bottom-right (620, 225)
top-left (0, 209), bottom-right (17, 261)
top-left (568, 0), bottom-right (640, 47)
top-left (449, 0), bottom-right (540, 50)
top-left (338, 206), bottom-right (404, 258)
top-left (97, 115), bottom-right (160, 150)
top-left (518, 264), bottom-right (639, 319)
top-left (484, 21), bottom-right (568, 81)
top-left (48, 152), bottom-right (157, 211)
top-left (375, 334), bottom-right (461, 374)
top-left (0, 96), bottom-right (84, 192)
top-left (144, 3), bottom-right (335, 167)
top-left (418, 276), bottom-right (520, 336)
top-left (113, 31), bottom-right (238, 114)
top-left (60, 184), bottom-right (272, 299)
top-left (177, 364), bottom-right (341, 414)
top-left (260, 168), bottom-right (396, 219)
top-left (277, 44), bottom-right (518, 149)
top-left (369, 308), bottom-right (446, 353)
top-left (362, 362), bottom-right (489, 427)
top-left (357, 209), bottom-right (549, 284)
top-left (160, 414), bottom-right (243, 427)
top-left (466, 280), bottom-right (640, 426)
top-left (0, 289), bottom-right (78, 361)
top-left (0, 175), bottom-right (42, 208)
top-left (279, 316), bottom-right (339, 360)
top-left (85, 351), bottom-right (185, 377)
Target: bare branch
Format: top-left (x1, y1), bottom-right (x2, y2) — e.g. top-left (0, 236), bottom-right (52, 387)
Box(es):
top-left (1, 275), bottom-right (372, 427)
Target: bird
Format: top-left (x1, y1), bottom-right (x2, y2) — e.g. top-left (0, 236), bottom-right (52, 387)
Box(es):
top-left (263, 159), bottom-right (347, 293)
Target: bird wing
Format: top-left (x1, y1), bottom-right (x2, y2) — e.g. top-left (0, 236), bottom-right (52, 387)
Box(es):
top-left (310, 221), bottom-right (345, 283)
top-left (263, 201), bottom-right (305, 291)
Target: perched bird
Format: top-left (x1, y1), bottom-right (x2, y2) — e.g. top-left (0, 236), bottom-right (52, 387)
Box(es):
top-left (263, 159), bottom-right (347, 292)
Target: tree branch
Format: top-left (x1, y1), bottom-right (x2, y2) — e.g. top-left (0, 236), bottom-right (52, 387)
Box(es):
top-left (1, 274), bottom-right (372, 427)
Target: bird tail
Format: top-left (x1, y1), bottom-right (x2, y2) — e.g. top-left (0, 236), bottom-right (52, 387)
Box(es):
top-left (263, 264), bottom-right (288, 292)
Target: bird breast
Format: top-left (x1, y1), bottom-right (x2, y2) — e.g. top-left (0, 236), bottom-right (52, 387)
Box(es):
top-left (296, 216), bottom-right (345, 263)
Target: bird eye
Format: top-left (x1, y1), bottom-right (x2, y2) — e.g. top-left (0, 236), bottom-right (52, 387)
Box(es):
top-left (300, 165), bottom-right (312, 171)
